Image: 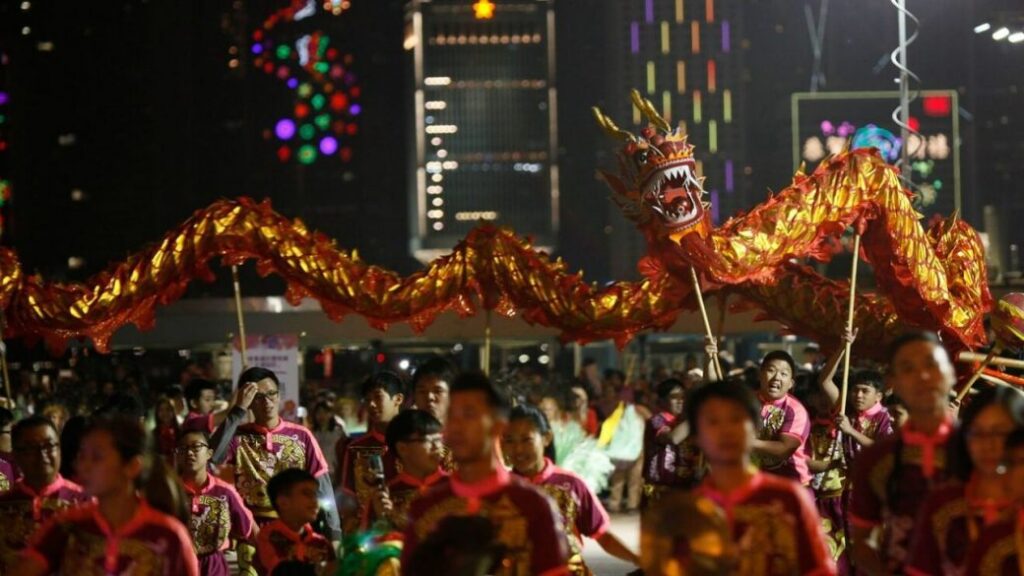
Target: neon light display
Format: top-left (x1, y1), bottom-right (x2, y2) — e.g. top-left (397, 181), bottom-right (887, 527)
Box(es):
top-left (252, 0), bottom-right (361, 165)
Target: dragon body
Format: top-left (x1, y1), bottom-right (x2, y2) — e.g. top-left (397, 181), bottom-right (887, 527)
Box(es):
top-left (594, 90), bottom-right (990, 358)
top-left (0, 92), bottom-right (990, 359)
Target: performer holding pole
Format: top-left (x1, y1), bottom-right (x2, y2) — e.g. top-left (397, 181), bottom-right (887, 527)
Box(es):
top-left (690, 267), bottom-right (723, 379)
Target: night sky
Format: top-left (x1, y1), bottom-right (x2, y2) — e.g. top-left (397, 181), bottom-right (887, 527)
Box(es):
top-left (0, 0), bottom-right (1020, 293)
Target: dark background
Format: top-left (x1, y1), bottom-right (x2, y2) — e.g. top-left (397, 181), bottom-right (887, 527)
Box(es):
top-left (0, 0), bottom-right (1020, 293)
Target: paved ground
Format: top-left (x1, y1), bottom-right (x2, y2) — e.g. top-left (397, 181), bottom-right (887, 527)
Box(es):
top-left (581, 512), bottom-right (641, 575)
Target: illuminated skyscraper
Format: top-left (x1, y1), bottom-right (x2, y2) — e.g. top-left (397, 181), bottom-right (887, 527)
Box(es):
top-left (405, 0), bottom-right (558, 261)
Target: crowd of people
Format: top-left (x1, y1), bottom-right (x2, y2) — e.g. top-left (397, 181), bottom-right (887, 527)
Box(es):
top-left (0, 328), bottom-right (1021, 575)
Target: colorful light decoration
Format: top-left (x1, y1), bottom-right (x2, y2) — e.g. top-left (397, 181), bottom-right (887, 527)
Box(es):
top-left (851, 124), bottom-right (902, 164)
top-left (275, 118), bottom-right (297, 140)
top-left (0, 57), bottom-right (10, 239)
top-left (319, 136), bottom-right (338, 155)
top-left (253, 0), bottom-right (361, 165)
top-left (802, 117), bottom-right (953, 209)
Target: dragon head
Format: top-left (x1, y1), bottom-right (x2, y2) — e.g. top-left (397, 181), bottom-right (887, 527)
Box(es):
top-left (593, 90), bottom-right (710, 242)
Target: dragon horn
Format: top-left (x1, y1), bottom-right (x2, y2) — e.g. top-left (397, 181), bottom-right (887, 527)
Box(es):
top-left (944, 209), bottom-right (961, 234)
top-left (630, 89), bottom-right (672, 133)
top-left (591, 107), bottom-right (635, 141)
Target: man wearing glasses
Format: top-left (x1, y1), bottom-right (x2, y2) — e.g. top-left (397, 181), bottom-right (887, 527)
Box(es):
top-left (224, 367), bottom-right (341, 556)
top-left (0, 415), bottom-right (89, 572)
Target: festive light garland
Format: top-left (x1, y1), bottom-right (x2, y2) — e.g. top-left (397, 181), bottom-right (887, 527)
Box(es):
top-left (252, 0), bottom-right (360, 165)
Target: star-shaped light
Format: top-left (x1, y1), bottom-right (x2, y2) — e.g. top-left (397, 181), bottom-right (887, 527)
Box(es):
top-left (473, 0), bottom-right (495, 20)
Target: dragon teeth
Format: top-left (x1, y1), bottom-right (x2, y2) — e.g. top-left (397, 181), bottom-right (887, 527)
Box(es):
top-left (644, 163), bottom-right (703, 198)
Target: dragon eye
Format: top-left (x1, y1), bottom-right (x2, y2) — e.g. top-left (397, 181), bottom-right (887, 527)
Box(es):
top-left (633, 149), bottom-right (650, 165)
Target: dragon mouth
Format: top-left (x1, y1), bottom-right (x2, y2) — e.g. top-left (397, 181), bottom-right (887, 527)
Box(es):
top-left (642, 162), bottom-right (705, 229)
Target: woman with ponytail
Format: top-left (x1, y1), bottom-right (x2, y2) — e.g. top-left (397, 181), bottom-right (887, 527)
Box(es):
top-left (502, 404), bottom-right (639, 575)
top-left (17, 416), bottom-right (199, 576)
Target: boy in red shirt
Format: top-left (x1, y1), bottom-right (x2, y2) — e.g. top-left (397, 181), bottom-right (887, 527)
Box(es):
top-left (849, 332), bottom-right (957, 575)
top-left (642, 378), bottom-right (702, 502)
top-left (682, 380), bottom-right (836, 575)
top-left (256, 468), bottom-right (337, 575)
top-left (370, 409), bottom-right (448, 531)
top-left (339, 371), bottom-right (404, 532)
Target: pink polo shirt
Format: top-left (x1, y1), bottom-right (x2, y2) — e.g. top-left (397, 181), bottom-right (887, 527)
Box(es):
top-left (756, 394), bottom-right (812, 485)
top-left (225, 419), bottom-right (329, 520)
top-left (184, 474), bottom-right (254, 553)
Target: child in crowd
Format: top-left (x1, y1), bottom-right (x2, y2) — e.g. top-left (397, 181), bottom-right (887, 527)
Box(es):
top-left (849, 332), bottom-right (957, 575)
top-left (256, 468), bottom-right (337, 576)
top-left (339, 371), bottom-right (404, 532)
top-left (684, 380), bottom-right (836, 575)
top-left (884, 393), bottom-right (909, 428)
top-left (176, 429), bottom-right (255, 575)
top-left (19, 416), bottom-right (199, 575)
top-left (411, 357), bottom-right (455, 424)
top-left (804, 389), bottom-right (849, 574)
top-left (964, 426), bottom-right (1024, 575)
top-left (0, 416), bottom-right (89, 572)
top-left (504, 404), bottom-right (640, 574)
top-left (817, 329), bottom-right (894, 458)
top-left (370, 409), bottom-right (448, 531)
top-left (569, 382), bottom-right (599, 437)
top-left (182, 378), bottom-right (226, 434)
top-left (642, 378), bottom-right (702, 502)
top-left (752, 351), bottom-right (812, 485)
top-left (906, 387), bottom-right (1024, 575)
top-left (182, 378), bottom-right (258, 463)
top-left (154, 396), bottom-right (180, 464)
top-left (310, 400), bottom-right (347, 482)
top-left (838, 370), bottom-right (893, 457)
